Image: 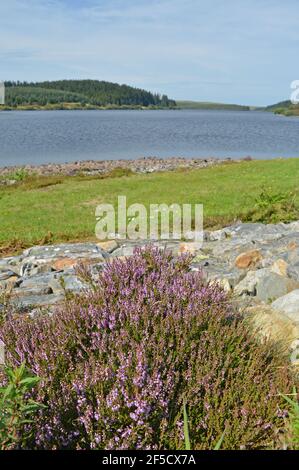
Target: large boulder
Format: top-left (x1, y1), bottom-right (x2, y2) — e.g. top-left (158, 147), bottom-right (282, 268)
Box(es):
top-left (234, 268), bottom-right (298, 302)
top-left (247, 304), bottom-right (299, 347)
top-left (271, 290), bottom-right (299, 323)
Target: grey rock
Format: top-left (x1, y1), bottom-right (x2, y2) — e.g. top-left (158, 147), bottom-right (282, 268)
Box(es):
top-left (287, 263), bottom-right (299, 282)
top-left (20, 262), bottom-right (54, 278)
top-left (22, 243), bottom-right (107, 261)
top-left (255, 272), bottom-right (293, 302)
top-left (61, 274), bottom-right (89, 294)
top-left (202, 267), bottom-right (245, 290)
top-left (17, 272), bottom-right (62, 289)
top-left (12, 293), bottom-right (65, 309)
top-left (12, 286), bottom-right (53, 297)
top-left (234, 269), bottom-right (270, 297)
top-left (208, 228), bottom-right (231, 242)
top-left (271, 290), bottom-right (299, 323)
top-left (235, 268), bottom-right (297, 302)
top-left (2, 220), bottom-right (299, 315)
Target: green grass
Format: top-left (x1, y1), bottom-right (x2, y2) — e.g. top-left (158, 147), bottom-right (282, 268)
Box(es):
top-left (1, 159), bottom-right (299, 253)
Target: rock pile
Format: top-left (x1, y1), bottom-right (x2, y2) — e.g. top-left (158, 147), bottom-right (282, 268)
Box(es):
top-left (0, 156), bottom-right (235, 180)
top-left (1, 220), bottom-right (299, 364)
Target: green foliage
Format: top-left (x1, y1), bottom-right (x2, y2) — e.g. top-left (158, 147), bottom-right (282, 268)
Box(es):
top-left (0, 363), bottom-right (45, 450)
top-left (4, 80), bottom-right (176, 108)
top-left (213, 431), bottom-right (226, 450)
top-left (4, 86), bottom-right (88, 107)
top-left (7, 169), bottom-right (29, 182)
top-left (281, 388), bottom-right (299, 449)
top-left (242, 187), bottom-right (299, 224)
top-left (183, 399), bottom-right (191, 450)
top-left (266, 100), bottom-right (299, 117)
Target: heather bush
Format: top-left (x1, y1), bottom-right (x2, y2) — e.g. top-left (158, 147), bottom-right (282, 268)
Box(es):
top-left (0, 248), bottom-right (294, 449)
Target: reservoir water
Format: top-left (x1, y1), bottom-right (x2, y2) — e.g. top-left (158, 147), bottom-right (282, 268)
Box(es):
top-left (0, 109), bottom-right (299, 166)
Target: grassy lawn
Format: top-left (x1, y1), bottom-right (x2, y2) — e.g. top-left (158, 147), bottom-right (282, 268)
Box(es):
top-left (1, 159), bottom-right (299, 253)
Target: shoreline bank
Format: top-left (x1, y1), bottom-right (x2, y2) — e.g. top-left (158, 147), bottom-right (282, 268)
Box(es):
top-left (0, 156), bottom-right (247, 179)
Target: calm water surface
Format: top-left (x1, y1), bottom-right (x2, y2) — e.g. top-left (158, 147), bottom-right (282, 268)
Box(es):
top-left (0, 109), bottom-right (299, 166)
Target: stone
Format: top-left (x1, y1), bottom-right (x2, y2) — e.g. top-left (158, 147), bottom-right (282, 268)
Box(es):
top-left (12, 293), bottom-right (65, 309)
top-left (235, 249), bottom-right (262, 269)
top-left (234, 268), bottom-right (298, 302)
top-left (97, 240), bottom-right (118, 253)
top-left (208, 228), bottom-right (230, 242)
top-left (20, 262), bottom-right (54, 278)
top-left (288, 241), bottom-right (298, 251)
top-left (286, 263), bottom-right (299, 282)
top-left (255, 272), bottom-right (297, 302)
top-left (246, 304), bottom-right (299, 350)
top-left (111, 245), bottom-right (137, 258)
top-left (204, 267), bottom-right (244, 290)
top-left (22, 243), bottom-right (107, 262)
top-left (271, 290), bottom-right (299, 323)
top-left (234, 269), bottom-right (269, 296)
top-left (52, 258), bottom-right (78, 271)
top-left (61, 275), bottom-right (89, 294)
top-left (210, 278), bottom-right (232, 293)
top-left (192, 253), bottom-right (209, 263)
top-left (0, 275), bottom-right (19, 292)
top-left (178, 242), bottom-right (200, 255)
top-left (271, 259), bottom-right (288, 277)
top-left (12, 286), bottom-right (53, 298)
top-left (2, 220), bottom-right (299, 316)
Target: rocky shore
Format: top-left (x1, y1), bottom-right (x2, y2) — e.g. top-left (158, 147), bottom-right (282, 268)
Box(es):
top-left (0, 156), bottom-right (246, 179)
top-left (1, 220), bottom-right (299, 365)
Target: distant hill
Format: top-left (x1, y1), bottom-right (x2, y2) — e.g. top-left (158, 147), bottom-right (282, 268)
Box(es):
top-left (3, 80), bottom-right (176, 109)
top-left (176, 100), bottom-right (250, 111)
top-left (265, 100), bottom-right (299, 116)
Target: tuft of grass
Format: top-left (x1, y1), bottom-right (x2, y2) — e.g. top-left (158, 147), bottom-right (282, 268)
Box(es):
top-left (214, 431), bottom-right (226, 450)
top-left (183, 399), bottom-right (191, 450)
top-left (0, 168), bottom-right (30, 183)
top-left (241, 187), bottom-right (299, 224)
top-left (183, 399), bottom-right (225, 450)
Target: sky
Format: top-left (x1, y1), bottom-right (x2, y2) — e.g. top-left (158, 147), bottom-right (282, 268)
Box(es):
top-left (0, 0), bottom-right (298, 106)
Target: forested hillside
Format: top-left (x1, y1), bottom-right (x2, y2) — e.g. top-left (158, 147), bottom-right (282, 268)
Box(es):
top-left (265, 100), bottom-right (299, 116)
top-left (4, 80), bottom-right (176, 108)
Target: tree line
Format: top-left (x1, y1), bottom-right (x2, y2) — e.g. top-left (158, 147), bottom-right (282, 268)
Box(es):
top-left (4, 80), bottom-right (176, 107)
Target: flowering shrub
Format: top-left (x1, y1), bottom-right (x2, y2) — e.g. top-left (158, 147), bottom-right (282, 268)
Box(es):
top-left (0, 248), bottom-right (293, 449)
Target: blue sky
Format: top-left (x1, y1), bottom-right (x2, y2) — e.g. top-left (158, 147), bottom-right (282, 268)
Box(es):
top-left (0, 0), bottom-right (298, 105)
